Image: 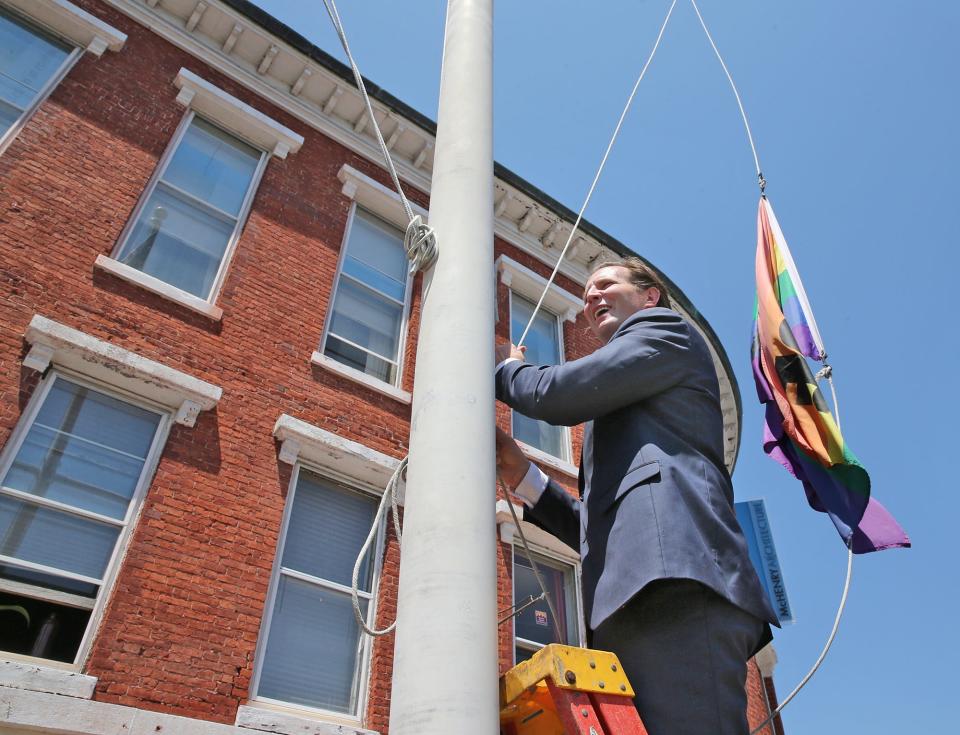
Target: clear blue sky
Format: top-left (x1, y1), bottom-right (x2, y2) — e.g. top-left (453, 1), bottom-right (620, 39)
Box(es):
top-left (253, 2), bottom-right (956, 731)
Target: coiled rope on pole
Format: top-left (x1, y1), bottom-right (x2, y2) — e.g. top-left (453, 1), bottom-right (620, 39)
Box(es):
top-left (319, 0), bottom-right (436, 637)
top-left (321, 0), bottom-right (437, 274)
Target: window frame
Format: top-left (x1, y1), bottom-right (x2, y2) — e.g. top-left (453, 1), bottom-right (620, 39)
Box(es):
top-left (318, 203), bottom-right (415, 391)
top-left (249, 461), bottom-right (387, 723)
top-left (507, 290), bottom-right (571, 463)
top-left (107, 109), bottom-right (270, 310)
top-left (510, 542), bottom-right (584, 665)
top-left (0, 5), bottom-right (82, 157)
top-left (0, 368), bottom-right (172, 668)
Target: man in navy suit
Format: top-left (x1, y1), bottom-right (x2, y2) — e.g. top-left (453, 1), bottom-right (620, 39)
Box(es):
top-left (495, 257), bottom-right (778, 735)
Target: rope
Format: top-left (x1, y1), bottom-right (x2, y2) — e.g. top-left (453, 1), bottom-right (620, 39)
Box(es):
top-left (498, 473), bottom-right (565, 643)
top-left (749, 362), bottom-right (851, 733)
top-left (351, 457), bottom-right (405, 637)
top-left (319, 0), bottom-right (438, 637)
top-left (516, 0), bottom-right (678, 348)
top-left (750, 545), bottom-right (853, 735)
top-left (321, 0), bottom-right (437, 273)
top-left (688, 0), bottom-right (765, 193)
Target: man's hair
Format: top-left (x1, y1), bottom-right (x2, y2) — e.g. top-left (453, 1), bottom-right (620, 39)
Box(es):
top-left (589, 256), bottom-right (671, 309)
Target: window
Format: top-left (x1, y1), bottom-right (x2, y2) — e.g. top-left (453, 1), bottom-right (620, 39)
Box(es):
top-left (0, 374), bottom-right (166, 664)
top-left (0, 6), bottom-right (76, 144)
top-left (113, 114), bottom-right (267, 301)
top-left (510, 292), bottom-right (568, 460)
top-left (513, 549), bottom-right (579, 664)
top-left (254, 468), bottom-right (380, 716)
top-left (322, 208), bottom-right (411, 386)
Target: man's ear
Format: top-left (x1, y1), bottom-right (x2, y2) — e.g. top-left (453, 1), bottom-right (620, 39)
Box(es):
top-left (644, 287), bottom-right (661, 308)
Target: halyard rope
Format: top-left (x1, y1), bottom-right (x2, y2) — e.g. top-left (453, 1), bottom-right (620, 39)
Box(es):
top-left (321, 0), bottom-right (437, 274)
top-left (680, 2), bottom-right (857, 730)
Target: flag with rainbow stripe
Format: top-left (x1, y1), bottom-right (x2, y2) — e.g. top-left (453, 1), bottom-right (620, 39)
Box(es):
top-left (751, 198), bottom-right (909, 553)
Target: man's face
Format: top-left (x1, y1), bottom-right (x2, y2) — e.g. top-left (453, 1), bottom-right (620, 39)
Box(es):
top-left (583, 266), bottom-right (659, 343)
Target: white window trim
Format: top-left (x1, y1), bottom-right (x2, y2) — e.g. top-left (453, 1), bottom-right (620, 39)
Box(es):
top-left (0, 370), bottom-right (172, 669)
top-left (23, 314), bottom-right (222, 427)
top-left (496, 254), bottom-right (583, 324)
top-left (174, 68), bottom-right (303, 159)
top-left (2, 0), bottom-right (126, 56)
top-left (236, 703), bottom-right (378, 735)
top-left (273, 414), bottom-right (402, 503)
top-left (496, 500), bottom-right (586, 662)
top-left (516, 440), bottom-right (578, 480)
top-left (337, 163), bottom-right (427, 226)
top-left (94, 254), bottom-right (225, 320)
top-left (507, 290), bottom-right (573, 464)
top-left (0, 4), bottom-right (87, 158)
top-left (104, 108), bottom-right (269, 312)
top-left (317, 199), bottom-right (416, 395)
top-left (310, 352), bottom-right (412, 405)
top-left (250, 424), bottom-right (395, 727)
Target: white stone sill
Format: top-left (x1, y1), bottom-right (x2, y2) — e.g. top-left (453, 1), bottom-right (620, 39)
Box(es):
top-left (0, 657), bottom-right (96, 699)
top-left (517, 440), bottom-right (578, 479)
top-left (237, 703), bottom-right (378, 735)
top-left (310, 352), bottom-right (411, 405)
top-left (95, 255), bottom-right (224, 320)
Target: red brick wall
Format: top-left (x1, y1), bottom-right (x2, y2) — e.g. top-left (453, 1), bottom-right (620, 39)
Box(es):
top-left (0, 1), bottom-right (776, 732)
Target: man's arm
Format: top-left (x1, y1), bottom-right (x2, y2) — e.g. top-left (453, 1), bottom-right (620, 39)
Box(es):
top-left (496, 428), bottom-right (580, 550)
top-left (496, 308), bottom-right (693, 426)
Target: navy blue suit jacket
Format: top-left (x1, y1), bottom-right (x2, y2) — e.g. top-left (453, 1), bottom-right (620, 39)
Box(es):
top-left (496, 307), bottom-right (779, 632)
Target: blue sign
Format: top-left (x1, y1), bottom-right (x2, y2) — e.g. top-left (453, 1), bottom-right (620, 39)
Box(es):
top-left (735, 499), bottom-right (793, 624)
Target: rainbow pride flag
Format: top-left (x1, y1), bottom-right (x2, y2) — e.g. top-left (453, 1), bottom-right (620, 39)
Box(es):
top-left (751, 198), bottom-right (909, 553)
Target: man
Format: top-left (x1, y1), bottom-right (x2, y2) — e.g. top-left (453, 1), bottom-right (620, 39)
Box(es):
top-left (495, 257), bottom-right (779, 735)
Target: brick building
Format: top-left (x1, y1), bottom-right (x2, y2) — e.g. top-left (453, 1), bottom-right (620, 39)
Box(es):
top-left (0, 1), bottom-right (782, 733)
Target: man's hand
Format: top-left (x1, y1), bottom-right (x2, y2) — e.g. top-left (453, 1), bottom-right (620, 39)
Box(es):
top-left (495, 342), bottom-right (526, 365)
top-left (496, 427), bottom-right (530, 490)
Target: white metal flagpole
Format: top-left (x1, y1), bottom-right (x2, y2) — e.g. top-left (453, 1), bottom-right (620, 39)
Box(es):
top-left (387, 0), bottom-right (498, 732)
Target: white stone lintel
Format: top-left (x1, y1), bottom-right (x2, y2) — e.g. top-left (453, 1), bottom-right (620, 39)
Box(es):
top-left (4, 0), bottom-right (127, 56)
top-left (0, 658), bottom-right (96, 699)
top-left (174, 68), bottom-right (303, 158)
top-left (24, 314), bottom-right (222, 426)
top-left (337, 164), bottom-right (427, 230)
top-left (237, 704), bottom-right (378, 735)
top-left (273, 413), bottom-right (402, 500)
top-left (496, 254), bottom-right (582, 324)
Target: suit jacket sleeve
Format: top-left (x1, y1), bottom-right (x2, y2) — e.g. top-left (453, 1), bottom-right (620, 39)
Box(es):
top-left (526, 478), bottom-right (581, 551)
top-left (496, 308), bottom-right (694, 426)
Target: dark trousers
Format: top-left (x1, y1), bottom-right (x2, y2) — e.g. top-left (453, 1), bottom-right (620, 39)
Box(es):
top-left (591, 579), bottom-right (766, 735)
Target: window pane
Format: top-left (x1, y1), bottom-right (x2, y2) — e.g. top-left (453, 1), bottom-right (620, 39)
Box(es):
top-left (0, 98), bottom-right (22, 134)
top-left (162, 118), bottom-right (260, 216)
top-left (117, 187), bottom-right (234, 298)
top-left (513, 552), bottom-right (576, 648)
top-left (0, 590), bottom-right (92, 664)
top-left (281, 472), bottom-right (378, 591)
top-left (341, 211), bottom-right (407, 301)
top-left (0, 9), bottom-right (71, 123)
top-left (510, 294), bottom-right (565, 458)
top-left (324, 336), bottom-right (395, 385)
top-left (0, 563), bottom-right (97, 597)
top-left (258, 575), bottom-right (366, 714)
top-left (0, 495), bottom-right (119, 581)
top-left (2, 380), bottom-right (161, 519)
top-left (327, 278), bottom-right (403, 363)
